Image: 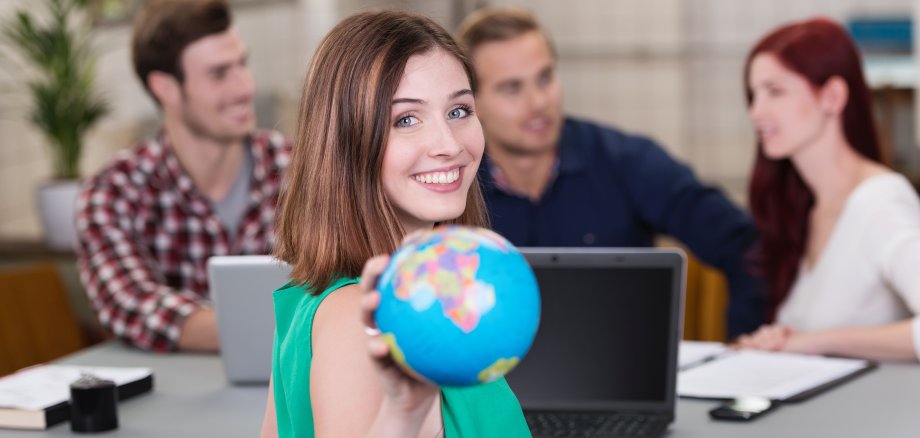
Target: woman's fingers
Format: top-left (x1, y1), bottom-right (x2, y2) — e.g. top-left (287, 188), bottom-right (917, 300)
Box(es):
top-left (733, 334), bottom-right (752, 349)
top-left (767, 325), bottom-right (792, 350)
top-left (762, 327), bottom-right (782, 350)
top-left (359, 255), bottom-right (390, 330)
top-left (734, 325), bottom-right (793, 351)
top-left (361, 290), bottom-right (382, 332)
top-left (358, 255), bottom-right (390, 293)
top-left (761, 326), bottom-right (782, 350)
top-left (733, 326), bottom-right (770, 350)
top-left (357, 252), bottom-right (439, 408)
top-left (367, 336), bottom-right (390, 361)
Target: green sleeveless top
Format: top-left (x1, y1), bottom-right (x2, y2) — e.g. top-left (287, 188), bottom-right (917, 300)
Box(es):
top-left (271, 277), bottom-right (531, 438)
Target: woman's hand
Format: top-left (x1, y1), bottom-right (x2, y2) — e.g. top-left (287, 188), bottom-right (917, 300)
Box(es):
top-left (733, 324), bottom-right (796, 351)
top-left (358, 255), bottom-right (439, 418)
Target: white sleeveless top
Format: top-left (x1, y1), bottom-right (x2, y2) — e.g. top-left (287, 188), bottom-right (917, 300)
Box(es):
top-left (776, 173), bottom-right (920, 359)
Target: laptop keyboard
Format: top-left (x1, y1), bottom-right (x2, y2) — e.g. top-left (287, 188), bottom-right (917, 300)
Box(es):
top-left (525, 411), bottom-right (667, 438)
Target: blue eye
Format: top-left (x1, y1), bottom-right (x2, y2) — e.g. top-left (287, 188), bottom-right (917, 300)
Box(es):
top-left (395, 115), bottom-right (419, 127)
top-left (448, 106), bottom-right (471, 119)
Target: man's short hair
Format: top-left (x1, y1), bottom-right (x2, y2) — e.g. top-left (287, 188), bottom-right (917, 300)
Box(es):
top-left (455, 6), bottom-right (554, 56)
top-left (132, 0), bottom-right (232, 97)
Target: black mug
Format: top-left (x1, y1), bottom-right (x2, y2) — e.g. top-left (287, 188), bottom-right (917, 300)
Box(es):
top-left (70, 373), bottom-right (118, 433)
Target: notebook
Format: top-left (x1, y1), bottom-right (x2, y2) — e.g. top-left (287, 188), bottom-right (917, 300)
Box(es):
top-left (507, 248), bottom-right (685, 438)
top-left (207, 255), bottom-right (291, 385)
top-left (0, 365), bottom-right (152, 430)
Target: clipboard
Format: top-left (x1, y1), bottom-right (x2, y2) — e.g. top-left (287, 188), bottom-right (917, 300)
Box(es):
top-left (782, 360), bottom-right (876, 402)
top-left (677, 349), bottom-right (877, 403)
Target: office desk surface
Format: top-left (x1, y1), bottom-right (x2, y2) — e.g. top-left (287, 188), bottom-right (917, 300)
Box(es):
top-left (6, 342), bottom-right (920, 437)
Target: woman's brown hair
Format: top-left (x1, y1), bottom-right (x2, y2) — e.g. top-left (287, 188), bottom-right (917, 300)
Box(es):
top-left (275, 10), bottom-right (488, 293)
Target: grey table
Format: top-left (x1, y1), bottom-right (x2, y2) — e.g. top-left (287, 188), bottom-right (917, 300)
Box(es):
top-left (4, 342), bottom-right (919, 437)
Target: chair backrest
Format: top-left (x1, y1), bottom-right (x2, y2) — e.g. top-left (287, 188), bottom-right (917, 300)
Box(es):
top-left (657, 239), bottom-right (728, 342)
top-left (0, 263), bottom-right (87, 376)
top-left (682, 253), bottom-right (728, 342)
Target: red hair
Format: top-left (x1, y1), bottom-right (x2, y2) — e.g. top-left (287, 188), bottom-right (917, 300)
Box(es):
top-left (744, 18), bottom-right (886, 320)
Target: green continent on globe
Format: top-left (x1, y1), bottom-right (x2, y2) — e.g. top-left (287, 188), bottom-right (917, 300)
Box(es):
top-left (393, 232), bottom-right (501, 333)
top-left (477, 357), bottom-right (520, 384)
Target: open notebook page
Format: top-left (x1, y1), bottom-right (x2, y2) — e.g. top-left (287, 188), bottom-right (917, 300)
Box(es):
top-left (0, 365), bottom-right (152, 411)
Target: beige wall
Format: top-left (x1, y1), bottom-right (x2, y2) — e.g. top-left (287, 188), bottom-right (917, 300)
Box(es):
top-left (1, 0), bottom-right (917, 240)
top-left (493, 0), bottom-right (916, 203)
top-left (684, 0), bottom-right (916, 199)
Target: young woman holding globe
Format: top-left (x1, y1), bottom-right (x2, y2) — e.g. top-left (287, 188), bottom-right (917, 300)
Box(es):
top-left (259, 10), bottom-right (529, 438)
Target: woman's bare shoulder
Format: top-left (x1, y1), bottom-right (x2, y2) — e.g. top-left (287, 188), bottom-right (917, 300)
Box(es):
top-left (314, 282), bottom-right (363, 334)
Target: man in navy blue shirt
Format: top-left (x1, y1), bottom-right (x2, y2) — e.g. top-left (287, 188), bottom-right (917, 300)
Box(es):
top-left (457, 7), bottom-right (765, 337)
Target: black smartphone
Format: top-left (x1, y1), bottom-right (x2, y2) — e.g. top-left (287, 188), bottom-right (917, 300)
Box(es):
top-left (708, 397), bottom-right (778, 421)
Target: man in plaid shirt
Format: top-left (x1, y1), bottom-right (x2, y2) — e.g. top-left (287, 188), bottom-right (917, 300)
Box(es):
top-left (75, 0), bottom-right (290, 352)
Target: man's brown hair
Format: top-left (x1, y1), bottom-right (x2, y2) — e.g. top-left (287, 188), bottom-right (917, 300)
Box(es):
top-left (132, 0), bottom-right (232, 98)
top-left (274, 10), bottom-right (488, 294)
top-left (455, 6), bottom-right (554, 57)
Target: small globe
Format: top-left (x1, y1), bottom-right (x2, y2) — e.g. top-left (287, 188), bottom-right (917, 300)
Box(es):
top-left (375, 225), bottom-right (541, 387)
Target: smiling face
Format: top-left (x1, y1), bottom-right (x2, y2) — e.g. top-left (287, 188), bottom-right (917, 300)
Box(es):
top-left (172, 27), bottom-right (256, 144)
top-left (747, 53), bottom-right (831, 160)
top-left (382, 48), bottom-right (484, 234)
top-left (471, 31), bottom-right (562, 156)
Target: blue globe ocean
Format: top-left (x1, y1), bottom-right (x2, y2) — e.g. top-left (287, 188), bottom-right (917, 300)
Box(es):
top-left (375, 225), bottom-right (541, 387)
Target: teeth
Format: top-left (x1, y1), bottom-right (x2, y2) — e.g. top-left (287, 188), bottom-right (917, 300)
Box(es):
top-left (414, 169), bottom-right (460, 184)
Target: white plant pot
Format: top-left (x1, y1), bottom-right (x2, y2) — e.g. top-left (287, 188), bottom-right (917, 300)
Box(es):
top-left (37, 180), bottom-right (81, 251)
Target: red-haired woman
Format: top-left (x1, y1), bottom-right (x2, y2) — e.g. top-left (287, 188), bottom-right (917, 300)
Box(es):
top-left (736, 17), bottom-right (920, 362)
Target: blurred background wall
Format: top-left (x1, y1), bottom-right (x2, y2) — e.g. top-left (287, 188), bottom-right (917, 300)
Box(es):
top-left (0, 0), bottom-right (917, 241)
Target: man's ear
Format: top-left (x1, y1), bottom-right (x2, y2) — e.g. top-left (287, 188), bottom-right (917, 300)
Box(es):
top-left (819, 76), bottom-right (849, 116)
top-left (148, 71), bottom-right (181, 108)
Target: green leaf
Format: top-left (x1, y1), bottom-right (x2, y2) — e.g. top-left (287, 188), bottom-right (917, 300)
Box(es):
top-left (1, 0), bottom-right (109, 179)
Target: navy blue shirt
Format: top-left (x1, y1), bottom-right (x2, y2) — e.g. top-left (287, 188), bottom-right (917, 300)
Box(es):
top-left (480, 117), bottom-right (765, 337)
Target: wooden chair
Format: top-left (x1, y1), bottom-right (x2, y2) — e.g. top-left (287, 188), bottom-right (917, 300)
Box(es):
top-left (0, 263), bottom-right (88, 376)
top-left (657, 239), bottom-right (728, 342)
top-left (682, 253), bottom-right (728, 342)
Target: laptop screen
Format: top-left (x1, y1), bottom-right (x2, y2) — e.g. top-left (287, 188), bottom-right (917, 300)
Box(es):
top-left (506, 250), bottom-right (682, 413)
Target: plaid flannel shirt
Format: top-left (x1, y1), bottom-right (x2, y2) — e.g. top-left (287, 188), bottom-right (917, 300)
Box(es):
top-left (76, 129), bottom-right (291, 351)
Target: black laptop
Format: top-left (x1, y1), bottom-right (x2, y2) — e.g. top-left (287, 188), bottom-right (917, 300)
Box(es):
top-left (507, 248), bottom-right (685, 438)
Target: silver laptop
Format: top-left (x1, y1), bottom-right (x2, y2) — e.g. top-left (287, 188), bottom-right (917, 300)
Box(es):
top-left (207, 255), bottom-right (291, 385)
top-left (508, 248), bottom-right (685, 438)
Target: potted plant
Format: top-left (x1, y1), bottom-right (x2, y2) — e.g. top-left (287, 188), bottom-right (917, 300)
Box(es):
top-left (2, 0), bottom-right (108, 250)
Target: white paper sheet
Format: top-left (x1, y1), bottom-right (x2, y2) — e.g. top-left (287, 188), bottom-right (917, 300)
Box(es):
top-left (677, 350), bottom-right (870, 400)
top-left (678, 341), bottom-right (728, 369)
